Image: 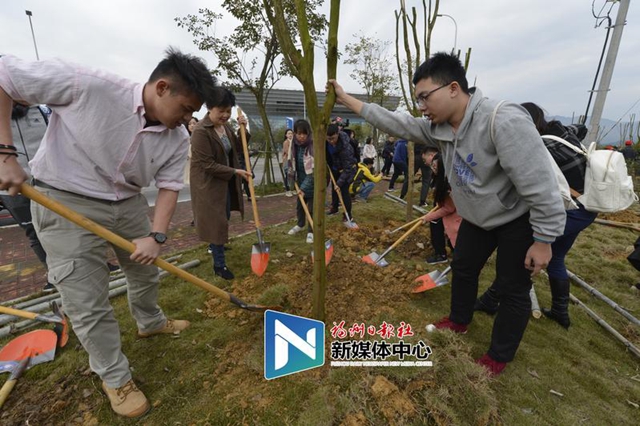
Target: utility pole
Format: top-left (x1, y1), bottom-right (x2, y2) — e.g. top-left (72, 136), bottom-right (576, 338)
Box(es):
top-left (586, 0), bottom-right (630, 144)
top-left (25, 10), bottom-right (40, 60)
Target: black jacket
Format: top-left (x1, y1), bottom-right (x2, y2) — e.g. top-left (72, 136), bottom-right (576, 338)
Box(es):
top-left (329, 131), bottom-right (357, 187)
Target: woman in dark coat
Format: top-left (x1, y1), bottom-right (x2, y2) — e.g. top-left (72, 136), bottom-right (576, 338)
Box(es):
top-left (190, 87), bottom-right (251, 280)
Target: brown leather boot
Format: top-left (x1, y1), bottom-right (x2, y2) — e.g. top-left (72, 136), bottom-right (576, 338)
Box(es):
top-left (102, 379), bottom-right (150, 418)
top-left (138, 319), bottom-right (190, 338)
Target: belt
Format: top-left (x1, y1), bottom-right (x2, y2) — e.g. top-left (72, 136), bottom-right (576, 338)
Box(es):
top-left (32, 179), bottom-right (124, 204)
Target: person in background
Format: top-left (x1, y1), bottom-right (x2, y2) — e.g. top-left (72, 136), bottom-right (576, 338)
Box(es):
top-left (281, 128), bottom-right (294, 197)
top-left (0, 48), bottom-right (215, 417)
top-left (186, 116), bottom-right (198, 226)
top-left (287, 119), bottom-right (315, 243)
top-left (343, 128), bottom-right (361, 163)
top-left (401, 143), bottom-right (432, 206)
top-left (363, 137), bottom-right (377, 163)
top-left (622, 139), bottom-right (636, 161)
top-left (0, 103), bottom-right (53, 292)
top-left (381, 137), bottom-right (395, 176)
top-left (475, 102), bottom-right (597, 329)
top-left (387, 138), bottom-right (407, 192)
top-left (419, 147), bottom-right (449, 264)
top-left (350, 157), bottom-right (382, 202)
top-left (326, 124), bottom-right (358, 225)
top-left (421, 152), bottom-right (461, 262)
top-left (190, 87), bottom-right (251, 281)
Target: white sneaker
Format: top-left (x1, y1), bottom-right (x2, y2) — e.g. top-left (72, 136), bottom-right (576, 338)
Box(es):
top-left (285, 191), bottom-right (294, 197)
top-left (288, 225), bottom-right (303, 235)
top-left (306, 232), bottom-right (314, 243)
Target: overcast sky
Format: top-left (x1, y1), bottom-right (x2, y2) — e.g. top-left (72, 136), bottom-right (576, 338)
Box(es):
top-left (1, 0), bottom-right (638, 123)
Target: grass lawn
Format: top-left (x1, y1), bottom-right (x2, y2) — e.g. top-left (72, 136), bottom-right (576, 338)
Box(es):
top-left (1, 189), bottom-right (639, 425)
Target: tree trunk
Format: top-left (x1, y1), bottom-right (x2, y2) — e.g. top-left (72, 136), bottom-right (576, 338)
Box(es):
top-left (406, 141), bottom-right (414, 221)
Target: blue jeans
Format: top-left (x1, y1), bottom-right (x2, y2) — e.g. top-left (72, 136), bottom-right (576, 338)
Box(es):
top-left (547, 206), bottom-right (597, 280)
top-left (209, 192), bottom-right (232, 268)
top-left (357, 182), bottom-right (375, 200)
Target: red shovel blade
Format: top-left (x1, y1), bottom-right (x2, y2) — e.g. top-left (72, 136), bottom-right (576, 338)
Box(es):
top-left (0, 330), bottom-right (58, 374)
top-left (324, 239), bottom-right (334, 266)
top-left (411, 273), bottom-right (439, 293)
top-left (362, 254), bottom-right (376, 265)
top-left (251, 243), bottom-right (270, 277)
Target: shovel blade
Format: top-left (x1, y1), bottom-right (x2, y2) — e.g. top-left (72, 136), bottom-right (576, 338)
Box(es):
top-left (324, 239), bottom-right (334, 265)
top-left (251, 242), bottom-right (271, 277)
top-left (362, 252), bottom-right (389, 267)
top-left (412, 272), bottom-right (440, 293)
top-left (343, 220), bottom-right (359, 230)
top-left (51, 301), bottom-right (69, 348)
top-left (0, 330), bottom-right (58, 374)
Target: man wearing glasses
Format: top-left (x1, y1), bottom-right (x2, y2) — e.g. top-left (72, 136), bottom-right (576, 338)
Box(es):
top-left (327, 52), bottom-right (565, 376)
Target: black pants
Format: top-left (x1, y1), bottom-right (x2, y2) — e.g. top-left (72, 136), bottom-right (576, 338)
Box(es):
top-left (338, 182), bottom-right (352, 218)
top-left (449, 213), bottom-right (533, 363)
top-left (401, 164), bottom-right (431, 203)
top-left (382, 157), bottom-right (393, 176)
top-left (0, 194), bottom-right (47, 265)
top-left (430, 219), bottom-right (447, 256)
top-left (389, 162), bottom-right (407, 190)
top-left (296, 196), bottom-right (314, 232)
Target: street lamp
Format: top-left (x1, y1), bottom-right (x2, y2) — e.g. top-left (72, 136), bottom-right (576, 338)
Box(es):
top-left (437, 13), bottom-right (457, 55)
top-left (25, 10), bottom-right (40, 60)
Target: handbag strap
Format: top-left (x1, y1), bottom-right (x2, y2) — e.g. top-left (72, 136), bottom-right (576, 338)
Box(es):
top-left (540, 134), bottom-right (588, 156)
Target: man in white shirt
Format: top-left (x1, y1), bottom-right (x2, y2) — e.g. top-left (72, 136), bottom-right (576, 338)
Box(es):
top-left (0, 48), bottom-right (216, 418)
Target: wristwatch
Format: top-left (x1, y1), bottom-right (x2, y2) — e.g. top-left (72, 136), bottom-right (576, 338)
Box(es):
top-left (148, 232), bottom-right (167, 244)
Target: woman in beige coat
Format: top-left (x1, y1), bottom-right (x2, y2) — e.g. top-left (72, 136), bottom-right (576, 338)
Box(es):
top-left (190, 87), bottom-right (251, 280)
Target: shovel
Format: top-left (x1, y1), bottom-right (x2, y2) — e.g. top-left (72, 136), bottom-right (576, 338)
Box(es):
top-left (0, 329), bottom-right (58, 408)
top-left (384, 217), bottom-right (422, 235)
top-left (412, 265), bottom-right (452, 293)
top-left (20, 183), bottom-right (280, 313)
top-left (362, 220), bottom-right (423, 267)
top-left (237, 108), bottom-right (271, 277)
top-left (0, 301), bottom-right (69, 348)
top-left (327, 167), bottom-right (358, 230)
top-left (294, 182), bottom-right (334, 265)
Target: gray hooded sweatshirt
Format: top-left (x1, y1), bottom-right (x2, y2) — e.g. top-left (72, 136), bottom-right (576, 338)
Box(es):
top-left (361, 88), bottom-right (565, 242)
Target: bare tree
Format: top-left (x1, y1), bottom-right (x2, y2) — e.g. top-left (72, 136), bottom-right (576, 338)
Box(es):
top-left (175, 3), bottom-right (324, 186)
top-left (264, 0), bottom-right (340, 320)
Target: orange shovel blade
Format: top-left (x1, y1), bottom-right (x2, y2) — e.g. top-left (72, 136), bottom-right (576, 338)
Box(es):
top-left (361, 254), bottom-right (376, 265)
top-left (411, 274), bottom-right (438, 293)
top-left (0, 330), bottom-right (58, 374)
top-left (251, 244), bottom-right (270, 277)
top-left (324, 240), bottom-right (334, 266)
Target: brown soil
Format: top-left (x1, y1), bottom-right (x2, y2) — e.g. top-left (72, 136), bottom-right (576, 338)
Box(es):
top-left (599, 210), bottom-right (640, 223)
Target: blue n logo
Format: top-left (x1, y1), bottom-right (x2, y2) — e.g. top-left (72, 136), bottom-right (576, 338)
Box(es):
top-left (264, 311), bottom-right (325, 380)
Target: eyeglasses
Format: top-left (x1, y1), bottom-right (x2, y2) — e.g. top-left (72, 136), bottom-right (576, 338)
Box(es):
top-left (415, 83), bottom-right (451, 107)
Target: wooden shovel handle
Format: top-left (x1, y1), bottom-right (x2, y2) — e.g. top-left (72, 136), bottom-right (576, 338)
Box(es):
top-left (0, 378), bottom-right (18, 408)
top-left (237, 108), bottom-right (261, 229)
top-left (20, 183), bottom-right (232, 304)
top-left (387, 220), bottom-right (423, 253)
top-left (0, 306), bottom-right (39, 321)
top-left (294, 182), bottom-right (313, 229)
top-left (327, 166), bottom-right (351, 221)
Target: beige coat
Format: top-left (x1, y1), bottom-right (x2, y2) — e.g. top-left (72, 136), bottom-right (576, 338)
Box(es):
top-left (190, 114), bottom-right (245, 245)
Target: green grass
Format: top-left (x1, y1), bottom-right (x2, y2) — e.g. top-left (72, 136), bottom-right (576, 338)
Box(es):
top-left (1, 187), bottom-right (639, 425)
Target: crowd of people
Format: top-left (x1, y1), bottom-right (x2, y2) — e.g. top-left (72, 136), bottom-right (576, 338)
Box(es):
top-left (0, 45), bottom-right (635, 419)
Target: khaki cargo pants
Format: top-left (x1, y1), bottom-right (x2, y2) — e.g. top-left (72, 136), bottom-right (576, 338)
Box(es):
top-left (32, 187), bottom-right (167, 388)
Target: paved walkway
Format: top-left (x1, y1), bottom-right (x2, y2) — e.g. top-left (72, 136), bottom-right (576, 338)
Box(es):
top-left (0, 193), bottom-right (298, 303)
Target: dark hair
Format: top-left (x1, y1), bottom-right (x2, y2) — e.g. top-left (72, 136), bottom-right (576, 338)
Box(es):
top-left (283, 128), bottom-right (293, 141)
top-left (148, 47), bottom-right (216, 103)
top-left (363, 157), bottom-right (374, 165)
top-left (327, 123), bottom-right (339, 135)
top-left (412, 52), bottom-right (469, 94)
top-left (190, 117), bottom-right (199, 122)
top-left (431, 153), bottom-right (451, 206)
top-left (520, 102), bottom-right (548, 135)
top-left (293, 119), bottom-right (311, 135)
top-left (206, 86), bottom-right (236, 109)
top-left (365, 137), bottom-right (373, 145)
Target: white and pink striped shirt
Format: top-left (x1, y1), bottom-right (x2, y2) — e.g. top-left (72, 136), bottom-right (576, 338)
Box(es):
top-left (0, 55), bottom-right (189, 201)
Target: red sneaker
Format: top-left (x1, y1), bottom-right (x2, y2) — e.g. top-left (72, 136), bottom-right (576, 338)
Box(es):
top-left (476, 353), bottom-right (507, 376)
top-left (432, 316), bottom-right (468, 334)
